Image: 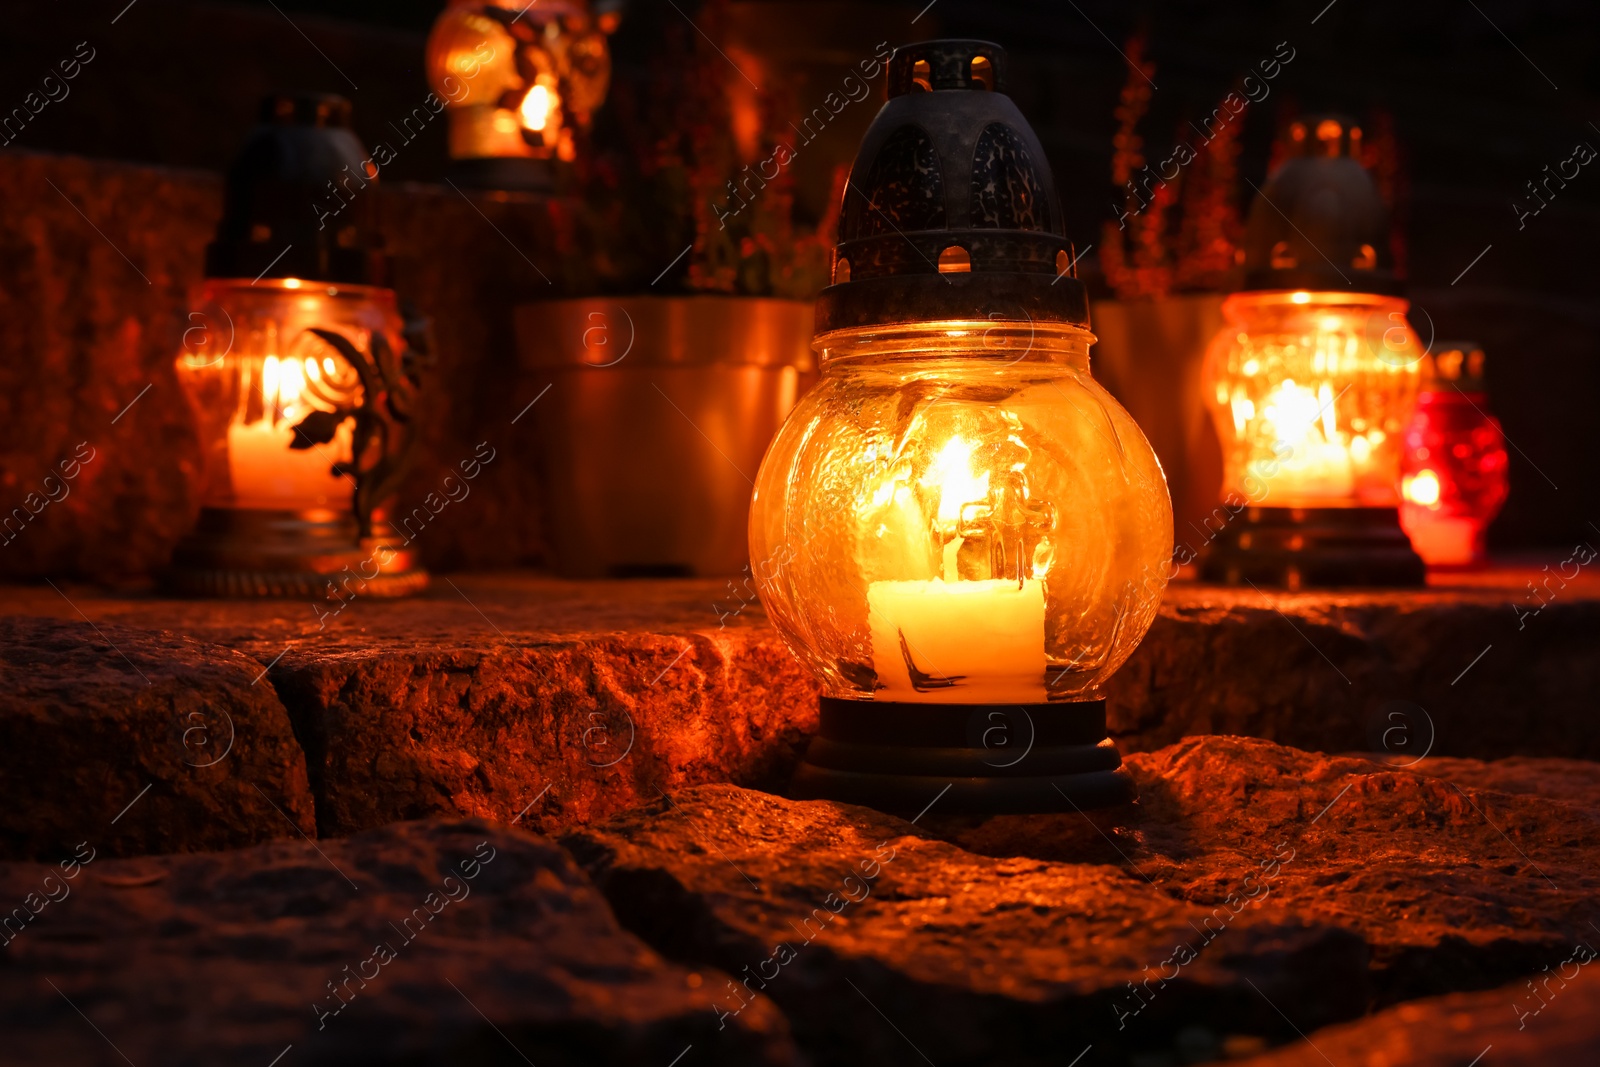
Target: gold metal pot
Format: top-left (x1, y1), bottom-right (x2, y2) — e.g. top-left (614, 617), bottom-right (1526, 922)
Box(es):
top-left (515, 295), bottom-right (813, 577)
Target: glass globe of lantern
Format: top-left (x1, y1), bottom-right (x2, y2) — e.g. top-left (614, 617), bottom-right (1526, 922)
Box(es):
top-left (177, 281), bottom-right (407, 513)
top-left (1199, 116), bottom-right (1425, 588)
top-left (1399, 344), bottom-right (1509, 568)
top-left (1202, 288), bottom-right (1424, 509)
top-left (750, 41), bottom-right (1172, 815)
top-left (752, 322), bottom-right (1172, 707)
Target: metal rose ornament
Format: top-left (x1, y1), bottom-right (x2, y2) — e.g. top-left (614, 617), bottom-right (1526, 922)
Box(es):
top-left (168, 93), bottom-right (429, 598)
top-left (747, 41), bottom-right (1174, 815)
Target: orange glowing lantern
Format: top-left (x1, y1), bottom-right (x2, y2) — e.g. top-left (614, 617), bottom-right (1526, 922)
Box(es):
top-left (1200, 116), bottom-right (1425, 587)
top-left (1400, 343), bottom-right (1509, 568)
top-left (425, 0), bottom-right (616, 189)
top-left (749, 41), bottom-right (1172, 814)
top-left (168, 94), bottom-right (427, 598)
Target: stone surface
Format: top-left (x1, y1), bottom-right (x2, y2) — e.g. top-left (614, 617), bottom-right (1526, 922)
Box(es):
top-left (1, 568), bottom-right (1598, 852)
top-left (565, 783), bottom-right (1371, 1067)
top-left (1231, 971), bottom-right (1600, 1067)
top-left (565, 736), bottom-right (1600, 1065)
top-left (272, 625), bottom-right (815, 838)
top-left (1120, 737), bottom-right (1600, 1006)
top-left (0, 578), bottom-right (817, 843)
top-left (0, 615), bottom-right (315, 861)
top-left (0, 818), bottom-right (797, 1066)
top-left (1108, 565), bottom-right (1600, 761)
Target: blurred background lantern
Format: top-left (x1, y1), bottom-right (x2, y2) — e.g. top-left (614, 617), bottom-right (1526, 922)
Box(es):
top-left (750, 40), bottom-right (1172, 815)
top-left (1200, 116), bottom-right (1426, 588)
top-left (425, 0), bottom-right (617, 190)
top-left (168, 93), bottom-right (429, 598)
top-left (1400, 343), bottom-right (1509, 568)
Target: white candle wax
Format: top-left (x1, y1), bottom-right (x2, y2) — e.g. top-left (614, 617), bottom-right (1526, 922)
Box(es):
top-left (867, 577), bottom-right (1046, 703)
top-left (1254, 438), bottom-right (1355, 501)
top-left (227, 418), bottom-right (351, 510)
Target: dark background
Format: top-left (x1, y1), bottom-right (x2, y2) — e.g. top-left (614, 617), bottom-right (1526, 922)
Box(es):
top-left (2, 0), bottom-right (1596, 553)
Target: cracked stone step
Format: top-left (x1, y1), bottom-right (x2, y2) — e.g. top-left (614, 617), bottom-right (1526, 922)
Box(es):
top-left (564, 735), bottom-right (1600, 1066)
top-left (563, 782), bottom-right (1370, 1067)
top-left (0, 818), bottom-right (798, 1066)
top-left (1, 570), bottom-right (1595, 852)
top-left (0, 615), bottom-right (315, 861)
top-left (1117, 737), bottom-right (1600, 1006)
top-left (1230, 966), bottom-right (1600, 1066)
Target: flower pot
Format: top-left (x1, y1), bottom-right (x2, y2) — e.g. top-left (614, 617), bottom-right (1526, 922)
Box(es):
top-left (515, 295), bottom-right (813, 577)
top-left (1090, 295), bottom-right (1226, 554)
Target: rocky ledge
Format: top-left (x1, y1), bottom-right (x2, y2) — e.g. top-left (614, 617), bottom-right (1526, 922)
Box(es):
top-left (4, 736), bottom-right (1592, 1065)
top-left (564, 735), bottom-right (1600, 1065)
top-left (0, 568), bottom-right (1596, 859)
top-left (0, 819), bottom-right (796, 1066)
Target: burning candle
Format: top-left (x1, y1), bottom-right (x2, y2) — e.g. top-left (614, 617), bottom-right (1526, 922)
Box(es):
top-left (225, 354), bottom-right (353, 510)
top-left (864, 435), bottom-right (1046, 701)
top-left (868, 578), bottom-right (1045, 702)
top-left (168, 93), bottom-right (429, 599)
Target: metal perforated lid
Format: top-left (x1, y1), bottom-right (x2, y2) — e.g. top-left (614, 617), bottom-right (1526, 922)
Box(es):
top-left (815, 40), bottom-right (1089, 336)
top-left (1241, 115), bottom-right (1400, 296)
top-left (205, 92), bottom-right (391, 287)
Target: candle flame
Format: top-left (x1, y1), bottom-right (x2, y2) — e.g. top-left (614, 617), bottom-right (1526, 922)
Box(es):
top-left (1318, 382), bottom-right (1338, 440)
top-left (262, 354), bottom-right (306, 422)
top-left (923, 436), bottom-right (990, 522)
top-left (1262, 379), bottom-right (1324, 449)
top-left (519, 84), bottom-right (557, 133)
top-left (1404, 469), bottom-right (1441, 507)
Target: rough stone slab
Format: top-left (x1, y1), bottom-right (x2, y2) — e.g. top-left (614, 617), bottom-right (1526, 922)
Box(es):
top-left (0, 615), bottom-right (315, 860)
top-left (0, 578), bottom-right (817, 842)
top-left (1108, 567), bottom-right (1600, 761)
top-left (0, 569), bottom-right (1595, 849)
top-left (1120, 737), bottom-right (1600, 1005)
top-left (564, 783), bottom-right (1371, 1067)
top-left (1231, 971), bottom-right (1600, 1066)
top-left (0, 819), bottom-right (797, 1066)
top-left (272, 628), bottom-right (816, 838)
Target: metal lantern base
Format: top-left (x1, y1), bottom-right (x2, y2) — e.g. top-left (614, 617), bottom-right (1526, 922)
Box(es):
top-left (1199, 505), bottom-right (1425, 589)
top-left (166, 507), bottom-right (428, 599)
top-left (790, 696), bottom-right (1136, 816)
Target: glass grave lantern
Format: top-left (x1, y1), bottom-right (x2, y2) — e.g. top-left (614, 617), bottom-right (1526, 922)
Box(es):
top-left (1200, 117), bottom-right (1425, 588)
top-left (168, 94), bottom-right (428, 598)
top-left (749, 41), bottom-right (1173, 814)
top-left (425, 0), bottom-right (616, 190)
top-left (1400, 343), bottom-right (1509, 568)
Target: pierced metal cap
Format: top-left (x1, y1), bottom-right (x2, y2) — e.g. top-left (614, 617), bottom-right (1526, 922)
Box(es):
top-left (1424, 342), bottom-right (1488, 394)
top-left (1241, 114), bottom-right (1400, 295)
top-left (815, 39), bottom-right (1088, 336)
top-left (205, 92), bottom-right (391, 287)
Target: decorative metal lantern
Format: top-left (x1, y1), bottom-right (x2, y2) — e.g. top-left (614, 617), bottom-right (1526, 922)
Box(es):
top-left (1400, 343), bottom-right (1509, 568)
top-left (1200, 116), bottom-right (1426, 588)
top-left (425, 0), bottom-right (616, 190)
top-left (168, 93), bottom-right (428, 598)
top-left (749, 41), bottom-right (1173, 815)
